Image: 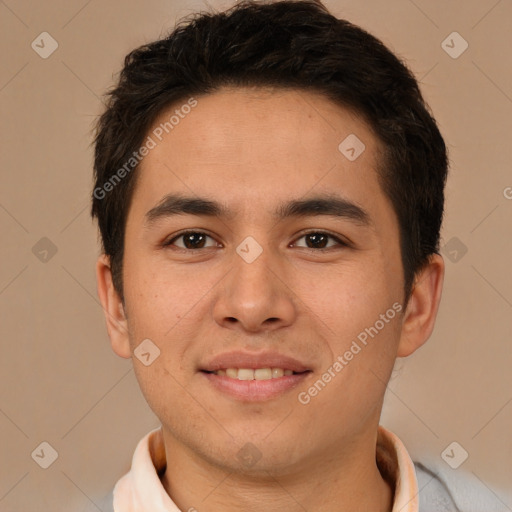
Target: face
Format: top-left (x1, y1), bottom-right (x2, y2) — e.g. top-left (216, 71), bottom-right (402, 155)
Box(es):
top-left (99, 87), bottom-right (439, 476)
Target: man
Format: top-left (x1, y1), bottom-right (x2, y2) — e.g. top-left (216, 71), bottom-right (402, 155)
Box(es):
top-left (91, 1), bottom-right (459, 510)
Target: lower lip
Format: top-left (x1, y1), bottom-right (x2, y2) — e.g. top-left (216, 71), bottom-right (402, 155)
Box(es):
top-left (201, 371), bottom-right (311, 401)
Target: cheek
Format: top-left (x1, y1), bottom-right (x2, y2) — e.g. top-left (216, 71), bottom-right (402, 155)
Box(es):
top-left (123, 264), bottom-right (201, 422)
top-left (295, 261), bottom-right (403, 400)
top-left (297, 261), bottom-right (398, 336)
top-left (122, 256), bottom-right (222, 384)
top-left (123, 257), bottom-right (196, 337)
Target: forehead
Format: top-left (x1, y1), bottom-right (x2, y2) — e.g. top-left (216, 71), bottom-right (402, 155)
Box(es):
top-left (130, 87), bottom-right (388, 222)
top-left (150, 87), bottom-right (377, 163)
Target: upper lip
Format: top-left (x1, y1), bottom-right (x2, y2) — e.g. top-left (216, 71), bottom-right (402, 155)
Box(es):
top-left (200, 350), bottom-right (311, 372)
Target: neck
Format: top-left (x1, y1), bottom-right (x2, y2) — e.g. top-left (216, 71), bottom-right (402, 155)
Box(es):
top-left (160, 427), bottom-right (394, 512)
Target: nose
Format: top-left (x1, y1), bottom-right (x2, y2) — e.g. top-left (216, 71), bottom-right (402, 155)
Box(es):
top-left (212, 242), bottom-right (297, 334)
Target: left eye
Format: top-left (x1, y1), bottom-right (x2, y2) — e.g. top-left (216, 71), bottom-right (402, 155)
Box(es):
top-left (164, 231), bottom-right (346, 250)
top-left (293, 232), bottom-right (346, 250)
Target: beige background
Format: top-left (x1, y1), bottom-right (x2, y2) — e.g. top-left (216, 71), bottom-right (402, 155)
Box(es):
top-left (1, 0), bottom-right (511, 510)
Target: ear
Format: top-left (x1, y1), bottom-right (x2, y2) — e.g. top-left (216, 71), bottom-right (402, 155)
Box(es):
top-left (95, 253), bottom-right (131, 359)
top-left (397, 253), bottom-right (445, 358)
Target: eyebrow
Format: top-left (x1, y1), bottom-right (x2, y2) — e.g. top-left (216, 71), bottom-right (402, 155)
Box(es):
top-left (144, 193), bottom-right (371, 228)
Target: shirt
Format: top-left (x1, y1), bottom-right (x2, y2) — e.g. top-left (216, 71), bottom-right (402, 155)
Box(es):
top-left (112, 425), bottom-right (459, 511)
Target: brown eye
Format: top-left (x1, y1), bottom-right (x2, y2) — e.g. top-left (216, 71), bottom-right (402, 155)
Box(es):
top-left (294, 231), bottom-right (347, 250)
top-left (165, 231), bottom-right (217, 250)
top-left (304, 233), bottom-right (329, 249)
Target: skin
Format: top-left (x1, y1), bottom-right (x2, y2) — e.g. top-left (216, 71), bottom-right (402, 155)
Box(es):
top-left (96, 87), bottom-right (444, 512)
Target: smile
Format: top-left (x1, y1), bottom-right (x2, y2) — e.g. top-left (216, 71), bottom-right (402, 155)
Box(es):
top-left (206, 368), bottom-right (299, 380)
top-left (201, 368), bottom-right (311, 401)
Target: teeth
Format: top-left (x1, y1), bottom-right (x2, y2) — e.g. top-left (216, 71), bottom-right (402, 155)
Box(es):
top-left (254, 368), bottom-right (272, 380)
top-left (226, 368), bottom-right (238, 378)
top-left (237, 368), bottom-right (255, 381)
top-left (213, 368), bottom-right (297, 380)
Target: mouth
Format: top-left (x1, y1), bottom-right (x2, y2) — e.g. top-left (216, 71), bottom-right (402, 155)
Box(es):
top-left (199, 351), bottom-right (313, 401)
top-left (200, 369), bottom-right (312, 401)
top-left (201, 367), bottom-right (307, 380)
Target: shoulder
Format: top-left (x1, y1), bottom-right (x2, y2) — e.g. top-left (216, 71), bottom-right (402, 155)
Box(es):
top-left (414, 461), bottom-right (460, 512)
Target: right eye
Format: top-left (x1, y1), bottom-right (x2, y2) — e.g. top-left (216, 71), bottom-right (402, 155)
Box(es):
top-left (163, 230), bottom-right (220, 250)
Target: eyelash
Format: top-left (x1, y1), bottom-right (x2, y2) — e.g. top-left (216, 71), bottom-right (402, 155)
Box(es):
top-left (163, 230), bottom-right (349, 251)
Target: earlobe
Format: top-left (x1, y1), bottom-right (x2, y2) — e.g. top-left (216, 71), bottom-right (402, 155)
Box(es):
top-left (397, 253), bottom-right (445, 358)
top-left (95, 254), bottom-right (132, 359)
